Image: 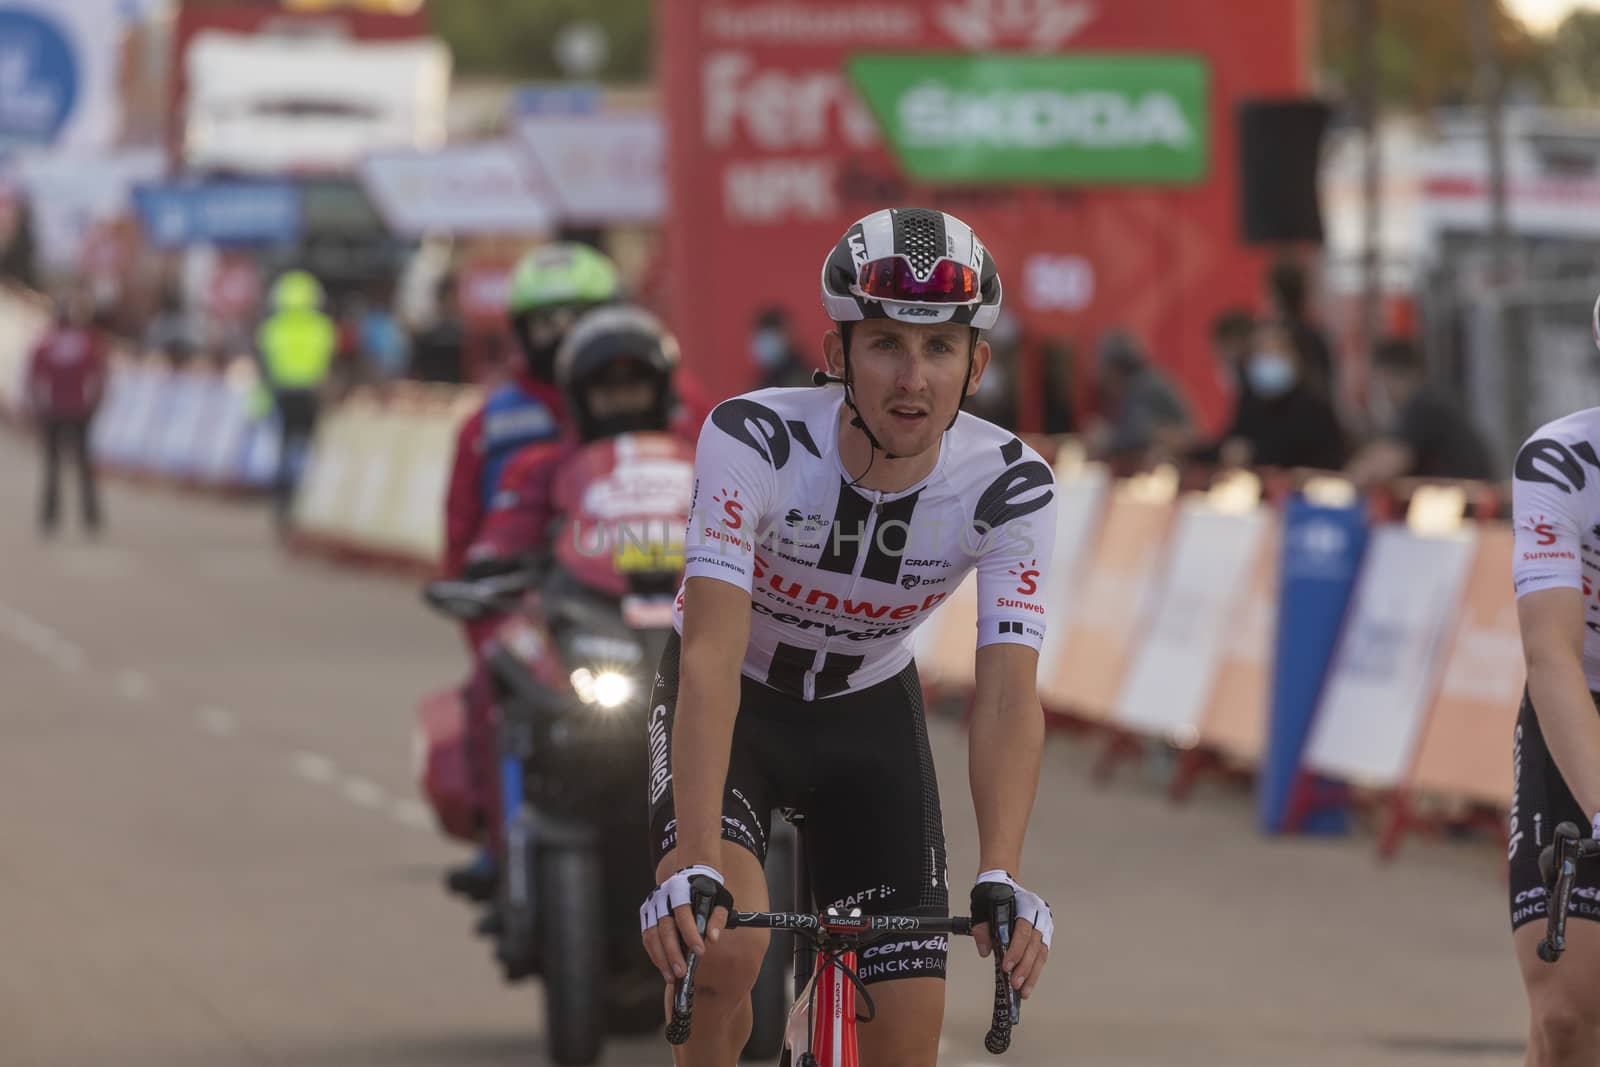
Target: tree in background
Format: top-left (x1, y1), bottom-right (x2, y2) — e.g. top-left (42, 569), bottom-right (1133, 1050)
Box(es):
top-left (428, 0), bottom-right (652, 82)
top-left (1317, 0), bottom-right (1544, 109)
top-left (1539, 9), bottom-right (1600, 104)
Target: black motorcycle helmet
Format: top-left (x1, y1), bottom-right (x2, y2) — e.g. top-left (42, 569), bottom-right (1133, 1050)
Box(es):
top-left (554, 306), bottom-right (679, 442)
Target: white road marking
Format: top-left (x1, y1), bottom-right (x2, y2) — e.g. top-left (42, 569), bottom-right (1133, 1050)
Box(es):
top-left (390, 799), bottom-right (433, 831)
top-left (341, 777), bottom-right (386, 809)
top-left (114, 670), bottom-right (151, 702)
top-left (291, 751), bottom-right (338, 785)
top-left (196, 705), bottom-right (238, 736)
top-left (0, 602), bottom-right (88, 674)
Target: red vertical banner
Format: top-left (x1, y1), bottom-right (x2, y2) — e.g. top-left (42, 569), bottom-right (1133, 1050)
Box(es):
top-left (659, 0), bottom-right (1309, 432)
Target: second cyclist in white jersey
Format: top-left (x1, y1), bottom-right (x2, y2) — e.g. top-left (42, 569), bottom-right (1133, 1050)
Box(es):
top-left (639, 207), bottom-right (1058, 1067)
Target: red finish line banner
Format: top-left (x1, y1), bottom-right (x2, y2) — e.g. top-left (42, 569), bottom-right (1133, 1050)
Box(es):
top-left (659, 0), bottom-right (1309, 431)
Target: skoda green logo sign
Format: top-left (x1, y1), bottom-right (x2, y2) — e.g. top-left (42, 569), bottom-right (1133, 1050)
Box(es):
top-left (847, 53), bottom-right (1210, 184)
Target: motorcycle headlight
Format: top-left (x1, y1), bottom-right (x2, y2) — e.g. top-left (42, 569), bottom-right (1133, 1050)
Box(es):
top-left (570, 667), bottom-right (636, 710)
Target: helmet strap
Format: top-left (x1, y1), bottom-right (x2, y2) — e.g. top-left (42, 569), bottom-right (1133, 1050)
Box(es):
top-left (838, 329), bottom-right (902, 466)
top-left (946, 329), bottom-right (978, 432)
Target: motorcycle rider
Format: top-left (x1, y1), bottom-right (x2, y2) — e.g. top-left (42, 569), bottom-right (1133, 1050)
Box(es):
top-left (466, 305), bottom-right (683, 569)
top-left (442, 242), bottom-right (621, 900)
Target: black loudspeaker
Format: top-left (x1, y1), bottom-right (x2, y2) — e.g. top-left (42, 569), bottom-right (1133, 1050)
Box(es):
top-left (1236, 98), bottom-right (1331, 245)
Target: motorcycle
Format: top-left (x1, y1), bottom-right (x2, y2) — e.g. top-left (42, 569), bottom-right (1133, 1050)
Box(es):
top-left (416, 432), bottom-right (790, 1065)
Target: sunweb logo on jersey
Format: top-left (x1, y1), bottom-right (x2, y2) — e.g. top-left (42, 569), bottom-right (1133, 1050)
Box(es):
top-left (714, 487), bottom-right (745, 530)
top-left (1009, 559), bottom-right (1039, 596)
top-left (700, 488), bottom-right (753, 554)
top-left (1521, 513), bottom-right (1558, 546)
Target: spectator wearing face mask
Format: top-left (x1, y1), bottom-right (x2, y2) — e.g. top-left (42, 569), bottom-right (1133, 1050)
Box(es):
top-left (1203, 317), bottom-right (1346, 471)
top-left (1345, 335), bottom-right (1492, 485)
top-left (750, 305), bottom-right (813, 389)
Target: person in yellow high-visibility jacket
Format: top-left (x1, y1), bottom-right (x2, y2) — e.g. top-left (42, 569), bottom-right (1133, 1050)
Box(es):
top-left (256, 270), bottom-right (337, 531)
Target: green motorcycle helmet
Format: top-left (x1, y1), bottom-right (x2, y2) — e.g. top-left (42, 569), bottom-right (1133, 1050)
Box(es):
top-left (506, 242), bottom-right (622, 384)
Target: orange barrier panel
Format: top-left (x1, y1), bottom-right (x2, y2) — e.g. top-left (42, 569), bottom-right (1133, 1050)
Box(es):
top-left (1038, 484), bottom-right (1176, 722)
top-left (1399, 524), bottom-right (1520, 810)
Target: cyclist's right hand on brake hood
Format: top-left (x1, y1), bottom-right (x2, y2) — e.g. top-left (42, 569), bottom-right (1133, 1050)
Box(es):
top-left (640, 864), bottom-right (735, 983)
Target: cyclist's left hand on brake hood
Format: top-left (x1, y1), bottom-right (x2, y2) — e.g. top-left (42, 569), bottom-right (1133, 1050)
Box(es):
top-left (639, 864), bottom-right (735, 984)
top-left (970, 870), bottom-right (1052, 1000)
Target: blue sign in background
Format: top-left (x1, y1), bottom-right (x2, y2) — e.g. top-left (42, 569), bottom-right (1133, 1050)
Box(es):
top-left (1257, 495), bottom-right (1371, 834)
top-left (0, 8), bottom-right (79, 152)
top-left (510, 83), bottom-right (600, 117)
top-left (133, 181), bottom-right (303, 248)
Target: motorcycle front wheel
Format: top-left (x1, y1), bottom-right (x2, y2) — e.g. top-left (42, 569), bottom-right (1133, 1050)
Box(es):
top-left (540, 845), bottom-right (605, 1066)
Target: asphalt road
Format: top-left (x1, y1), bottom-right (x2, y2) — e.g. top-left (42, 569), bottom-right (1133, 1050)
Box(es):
top-left (0, 432), bottom-right (1528, 1066)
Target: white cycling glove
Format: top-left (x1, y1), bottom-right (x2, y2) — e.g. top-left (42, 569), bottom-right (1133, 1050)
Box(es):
top-left (1590, 812), bottom-right (1600, 841)
top-left (974, 869), bottom-right (1053, 949)
top-left (639, 864), bottom-right (728, 932)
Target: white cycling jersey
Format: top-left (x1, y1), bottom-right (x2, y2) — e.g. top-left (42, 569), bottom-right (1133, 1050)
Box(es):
top-left (675, 386), bottom-right (1057, 700)
top-left (1512, 407), bottom-right (1600, 689)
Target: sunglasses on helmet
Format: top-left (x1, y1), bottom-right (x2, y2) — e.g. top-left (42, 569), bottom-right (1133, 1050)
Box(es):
top-left (851, 255), bottom-right (981, 306)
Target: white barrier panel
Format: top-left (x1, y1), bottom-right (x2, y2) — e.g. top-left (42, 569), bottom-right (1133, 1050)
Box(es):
top-left (197, 377), bottom-right (252, 486)
top-left (1032, 463), bottom-right (1111, 673)
top-left (89, 362), bottom-right (136, 460)
top-left (1038, 485), bottom-right (1177, 720)
top-left (97, 363), bottom-right (167, 467)
top-left (0, 289), bottom-right (49, 413)
top-left (293, 405), bottom-right (362, 536)
top-left (1113, 501), bottom-right (1269, 744)
top-left (1196, 519), bottom-right (1280, 765)
top-left (1404, 525), bottom-right (1522, 807)
top-left (150, 372), bottom-right (213, 476)
top-left (1303, 525), bottom-right (1478, 787)
top-left (386, 407), bottom-right (457, 562)
top-left (913, 462), bottom-right (1108, 692)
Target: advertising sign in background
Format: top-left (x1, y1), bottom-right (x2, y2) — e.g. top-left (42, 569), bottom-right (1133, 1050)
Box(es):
top-left (0, 0), bottom-right (124, 156)
top-left (659, 0), bottom-right (1310, 428)
top-left (848, 53), bottom-right (1210, 184)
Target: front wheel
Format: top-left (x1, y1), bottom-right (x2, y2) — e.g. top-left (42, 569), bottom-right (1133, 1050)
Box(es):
top-left (540, 845), bottom-right (605, 1066)
top-left (747, 820), bottom-right (796, 1060)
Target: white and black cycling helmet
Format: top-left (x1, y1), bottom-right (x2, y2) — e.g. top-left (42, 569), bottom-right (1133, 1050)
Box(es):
top-left (555, 305), bottom-right (679, 442)
top-left (818, 207), bottom-right (1002, 461)
top-left (821, 206), bottom-right (1003, 330)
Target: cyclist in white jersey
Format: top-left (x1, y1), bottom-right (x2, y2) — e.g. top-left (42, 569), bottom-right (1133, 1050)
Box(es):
top-left (1510, 303), bottom-right (1600, 1063)
top-left (638, 207), bottom-right (1057, 1066)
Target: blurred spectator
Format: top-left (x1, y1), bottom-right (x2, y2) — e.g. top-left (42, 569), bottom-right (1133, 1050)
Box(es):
top-left (1267, 259), bottom-right (1335, 401)
top-left (355, 282), bottom-right (408, 382)
top-left (0, 199), bottom-right (37, 288)
top-left (26, 291), bottom-right (109, 536)
top-left (1040, 338), bottom-right (1078, 436)
top-left (1199, 317), bottom-right (1346, 471)
top-left (750, 305), bottom-right (812, 389)
top-left (967, 308), bottom-right (1020, 429)
top-left (408, 274), bottom-right (465, 384)
top-left (1345, 336), bottom-right (1492, 485)
top-left (257, 270), bottom-right (337, 534)
top-left (143, 285), bottom-right (194, 364)
top-left (1087, 329), bottom-right (1193, 463)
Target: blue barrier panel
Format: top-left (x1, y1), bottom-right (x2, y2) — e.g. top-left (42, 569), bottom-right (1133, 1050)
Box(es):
top-left (1257, 494), bottom-right (1370, 834)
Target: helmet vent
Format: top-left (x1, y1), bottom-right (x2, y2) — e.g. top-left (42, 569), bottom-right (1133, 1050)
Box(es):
top-left (894, 208), bottom-right (944, 278)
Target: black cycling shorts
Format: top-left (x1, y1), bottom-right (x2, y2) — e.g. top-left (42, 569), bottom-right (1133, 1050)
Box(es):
top-left (646, 631), bottom-right (950, 984)
top-left (1509, 689), bottom-right (1600, 930)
